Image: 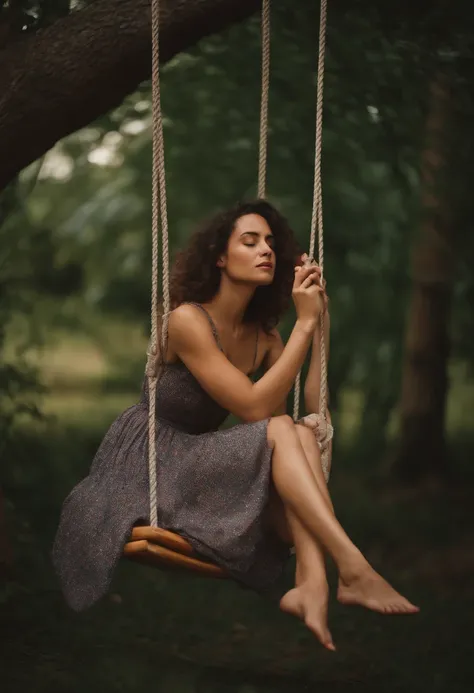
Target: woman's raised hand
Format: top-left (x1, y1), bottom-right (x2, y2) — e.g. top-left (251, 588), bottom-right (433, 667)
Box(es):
top-left (292, 253), bottom-right (325, 327)
top-left (302, 253), bottom-right (329, 314)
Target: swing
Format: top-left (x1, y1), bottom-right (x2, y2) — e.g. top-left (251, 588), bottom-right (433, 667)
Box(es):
top-left (123, 0), bottom-right (331, 577)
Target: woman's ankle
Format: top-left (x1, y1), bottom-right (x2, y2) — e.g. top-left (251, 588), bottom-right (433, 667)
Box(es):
top-left (337, 551), bottom-right (371, 585)
top-left (296, 568), bottom-right (328, 591)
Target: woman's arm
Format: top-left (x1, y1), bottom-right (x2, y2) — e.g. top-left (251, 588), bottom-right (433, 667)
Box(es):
top-left (261, 313), bottom-right (333, 477)
top-left (304, 309), bottom-right (330, 415)
top-left (304, 308), bottom-right (332, 476)
top-left (168, 304), bottom-right (317, 422)
top-left (261, 329), bottom-right (287, 416)
top-left (304, 308), bottom-right (333, 475)
top-left (261, 313), bottom-right (331, 419)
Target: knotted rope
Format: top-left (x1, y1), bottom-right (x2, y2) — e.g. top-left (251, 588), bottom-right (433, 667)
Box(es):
top-left (257, 0), bottom-right (271, 199)
top-left (147, 0), bottom-right (331, 527)
top-left (147, 0), bottom-right (170, 527)
top-left (292, 0), bottom-right (331, 481)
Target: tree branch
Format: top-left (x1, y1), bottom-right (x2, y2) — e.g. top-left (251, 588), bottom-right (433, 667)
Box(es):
top-left (0, 0), bottom-right (260, 192)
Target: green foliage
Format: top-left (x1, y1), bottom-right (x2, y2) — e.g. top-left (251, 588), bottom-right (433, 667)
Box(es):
top-left (0, 185), bottom-right (43, 444)
top-left (0, 176), bottom-right (86, 468)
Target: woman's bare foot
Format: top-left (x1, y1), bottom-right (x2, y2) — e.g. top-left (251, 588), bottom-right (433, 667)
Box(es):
top-left (337, 566), bottom-right (419, 615)
top-left (280, 583), bottom-right (336, 651)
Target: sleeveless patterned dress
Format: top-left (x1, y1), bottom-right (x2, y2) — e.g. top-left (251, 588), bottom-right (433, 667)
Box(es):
top-left (52, 303), bottom-right (290, 611)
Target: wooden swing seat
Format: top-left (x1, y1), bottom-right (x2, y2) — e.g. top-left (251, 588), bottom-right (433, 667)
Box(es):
top-left (123, 525), bottom-right (228, 579)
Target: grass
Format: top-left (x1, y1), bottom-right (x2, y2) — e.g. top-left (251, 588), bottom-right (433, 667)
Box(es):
top-left (2, 325), bottom-right (474, 693)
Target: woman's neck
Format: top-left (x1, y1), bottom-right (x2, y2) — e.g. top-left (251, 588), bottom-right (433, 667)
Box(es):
top-left (204, 277), bottom-right (255, 332)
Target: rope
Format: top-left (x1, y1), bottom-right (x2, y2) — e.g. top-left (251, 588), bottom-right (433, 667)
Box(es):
top-left (257, 0), bottom-right (271, 198)
top-left (146, 0), bottom-right (330, 515)
top-left (314, 0), bottom-right (328, 422)
top-left (147, 0), bottom-right (170, 528)
top-left (292, 0), bottom-right (329, 478)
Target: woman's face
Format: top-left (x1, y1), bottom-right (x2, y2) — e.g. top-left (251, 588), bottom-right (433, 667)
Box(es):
top-left (218, 213), bottom-right (276, 285)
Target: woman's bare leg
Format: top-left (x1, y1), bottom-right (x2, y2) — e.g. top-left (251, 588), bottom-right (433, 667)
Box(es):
top-left (267, 415), bottom-right (419, 616)
top-left (267, 427), bottom-right (330, 590)
top-left (272, 425), bottom-right (335, 649)
top-left (293, 424), bottom-right (385, 607)
top-left (269, 425), bottom-right (331, 589)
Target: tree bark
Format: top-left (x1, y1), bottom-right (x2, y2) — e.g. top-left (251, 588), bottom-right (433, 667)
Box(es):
top-left (0, 0), bottom-right (260, 192)
top-left (391, 72), bottom-right (455, 484)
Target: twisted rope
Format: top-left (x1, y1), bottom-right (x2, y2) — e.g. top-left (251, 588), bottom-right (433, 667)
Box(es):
top-left (257, 0), bottom-right (271, 198)
top-left (146, 0), bottom-right (330, 512)
top-left (292, 0), bottom-right (330, 479)
top-left (147, 0), bottom-right (170, 527)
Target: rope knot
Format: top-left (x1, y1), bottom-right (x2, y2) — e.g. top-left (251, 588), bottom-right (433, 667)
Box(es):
top-left (297, 412), bottom-right (333, 482)
top-left (146, 343), bottom-right (158, 378)
top-left (298, 412), bottom-right (334, 446)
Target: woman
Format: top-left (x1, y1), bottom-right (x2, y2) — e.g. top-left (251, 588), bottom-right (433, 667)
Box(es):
top-left (53, 199), bottom-right (418, 651)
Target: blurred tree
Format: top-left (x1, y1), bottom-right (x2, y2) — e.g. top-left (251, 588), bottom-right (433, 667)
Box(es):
top-left (392, 70), bottom-right (455, 483)
top-left (0, 173), bottom-right (85, 566)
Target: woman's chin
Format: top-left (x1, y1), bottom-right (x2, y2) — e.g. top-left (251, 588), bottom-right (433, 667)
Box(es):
top-left (232, 273), bottom-right (274, 287)
top-left (253, 270), bottom-right (275, 285)
top-left (255, 276), bottom-right (274, 286)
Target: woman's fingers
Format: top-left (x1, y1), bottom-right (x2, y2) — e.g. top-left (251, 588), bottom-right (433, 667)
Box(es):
top-left (300, 274), bottom-right (318, 289)
top-left (298, 255), bottom-right (328, 307)
top-left (294, 265), bottom-right (319, 286)
top-left (300, 275), bottom-right (325, 294)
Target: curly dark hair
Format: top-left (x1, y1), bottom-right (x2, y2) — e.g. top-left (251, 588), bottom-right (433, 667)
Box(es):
top-left (168, 200), bottom-right (300, 332)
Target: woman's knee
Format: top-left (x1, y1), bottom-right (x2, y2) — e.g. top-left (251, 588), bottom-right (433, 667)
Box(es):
top-left (267, 414), bottom-right (295, 444)
top-left (295, 423), bottom-right (325, 476)
top-left (294, 422), bottom-right (316, 445)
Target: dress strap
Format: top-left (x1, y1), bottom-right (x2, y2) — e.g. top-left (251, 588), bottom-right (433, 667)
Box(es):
top-left (184, 302), bottom-right (223, 351)
top-left (183, 303), bottom-right (259, 372)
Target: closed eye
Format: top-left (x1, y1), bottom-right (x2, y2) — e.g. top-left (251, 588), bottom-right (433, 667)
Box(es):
top-left (241, 231), bottom-right (275, 248)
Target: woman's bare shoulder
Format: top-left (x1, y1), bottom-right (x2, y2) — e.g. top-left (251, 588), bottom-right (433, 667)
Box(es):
top-left (168, 303), bottom-right (206, 329)
top-left (171, 302), bottom-right (232, 335)
top-left (165, 303), bottom-right (215, 359)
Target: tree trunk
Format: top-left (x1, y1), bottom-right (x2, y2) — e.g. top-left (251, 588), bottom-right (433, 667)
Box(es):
top-left (0, 485), bottom-right (12, 578)
top-left (391, 72), bottom-right (455, 483)
top-left (0, 0), bottom-right (260, 193)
